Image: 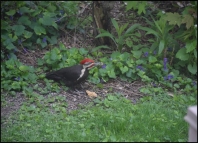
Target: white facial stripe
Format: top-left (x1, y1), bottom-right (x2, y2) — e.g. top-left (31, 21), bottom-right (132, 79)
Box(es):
top-left (77, 68), bottom-right (85, 81)
top-left (84, 63), bottom-right (95, 69)
top-left (77, 63), bottom-right (94, 81)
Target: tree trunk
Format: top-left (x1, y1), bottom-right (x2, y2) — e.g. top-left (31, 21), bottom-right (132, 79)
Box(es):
top-left (92, 1), bottom-right (113, 46)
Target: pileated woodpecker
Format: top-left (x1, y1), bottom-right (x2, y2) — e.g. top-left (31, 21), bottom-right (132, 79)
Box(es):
top-left (46, 58), bottom-right (101, 87)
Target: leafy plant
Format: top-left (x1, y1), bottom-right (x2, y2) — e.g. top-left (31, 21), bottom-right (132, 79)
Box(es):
top-left (139, 15), bottom-right (176, 56)
top-left (163, 1), bottom-right (197, 75)
top-left (89, 51), bottom-right (142, 84)
top-left (39, 43), bottom-right (89, 71)
top-left (1, 58), bottom-right (38, 92)
top-left (125, 1), bottom-right (147, 15)
top-left (95, 18), bottom-right (141, 52)
top-left (1, 1), bottom-right (79, 60)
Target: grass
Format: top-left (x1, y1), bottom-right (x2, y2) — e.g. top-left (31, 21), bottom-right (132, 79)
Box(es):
top-left (1, 92), bottom-right (197, 142)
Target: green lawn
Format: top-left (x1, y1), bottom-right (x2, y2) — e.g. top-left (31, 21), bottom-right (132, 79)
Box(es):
top-left (1, 93), bottom-right (196, 142)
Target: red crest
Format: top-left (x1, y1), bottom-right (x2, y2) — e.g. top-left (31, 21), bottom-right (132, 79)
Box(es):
top-left (80, 58), bottom-right (94, 64)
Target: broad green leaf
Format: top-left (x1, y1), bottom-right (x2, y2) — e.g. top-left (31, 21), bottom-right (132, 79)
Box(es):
top-left (126, 38), bottom-right (133, 47)
top-left (39, 16), bottom-right (53, 26)
top-left (19, 6), bottom-right (30, 13)
top-left (36, 38), bottom-right (42, 44)
top-left (111, 18), bottom-right (119, 34)
top-left (116, 62), bottom-right (123, 67)
top-left (47, 5), bottom-right (57, 12)
top-left (163, 12), bottom-right (182, 27)
top-left (119, 52), bottom-right (130, 61)
top-left (1, 20), bottom-right (10, 30)
top-left (79, 48), bottom-right (88, 55)
top-left (49, 36), bottom-right (57, 44)
top-left (12, 25), bottom-right (25, 36)
top-left (3, 37), bottom-right (12, 46)
top-left (6, 43), bottom-right (15, 50)
top-left (18, 16), bottom-right (31, 26)
top-left (40, 41), bottom-right (47, 48)
top-left (126, 60), bottom-right (133, 67)
top-left (182, 14), bottom-right (194, 29)
top-left (107, 69), bottom-right (116, 78)
top-left (126, 69), bottom-right (133, 77)
top-left (186, 41), bottom-right (197, 53)
top-left (59, 43), bottom-right (66, 51)
top-left (8, 34), bottom-right (18, 42)
top-left (172, 69), bottom-right (180, 77)
top-left (133, 44), bottom-right (144, 50)
top-left (126, 1), bottom-right (138, 11)
top-left (68, 48), bottom-right (78, 56)
top-left (132, 50), bottom-right (142, 59)
top-left (19, 65), bottom-right (29, 72)
top-left (137, 2), bottom-right (146, 15)
top-left (53, 48), bottom-right (61, 54)
top-left (51, 51), bottom-right (57, 61)
top-left (12, 81), bottom-right (21, 90)
top-left (32, 9), bottom-right (41, 17)
top-left (111, 51), bottom-right (121, 59)
top-left (149, 56), bottom-right (157, 63)
top-left (187, 63), bottom-right (197, 74)
top-left (34, 25), bottom-right (46, 35)
top-left (158, 40), bottom-right (165, 55)
top-left (52, 22), bottom-right (58, 29)
top-left (121, 66), bottom-right (129, 74)
top-left (176, 48), bottom-right (189, 61)
top-left (23, 30), bottom-right (33, 39)
top-left (6, 10), bottom-right (16, 16)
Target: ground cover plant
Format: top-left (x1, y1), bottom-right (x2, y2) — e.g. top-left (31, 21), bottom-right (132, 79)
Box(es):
top-left (1, 1), bottom-right (197, 142)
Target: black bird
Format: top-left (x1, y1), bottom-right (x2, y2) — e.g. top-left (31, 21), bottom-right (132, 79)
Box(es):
top-left (46, 58), bottom-right (102, 87)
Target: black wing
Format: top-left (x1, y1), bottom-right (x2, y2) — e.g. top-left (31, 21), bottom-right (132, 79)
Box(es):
top-left (46, 65), bottom-right (83, 82)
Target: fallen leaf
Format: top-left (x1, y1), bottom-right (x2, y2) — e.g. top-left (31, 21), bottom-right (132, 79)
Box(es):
top-left (168, 92), bottom-right (174, 97)
top-left (86, 90), bottom-right (97, 98)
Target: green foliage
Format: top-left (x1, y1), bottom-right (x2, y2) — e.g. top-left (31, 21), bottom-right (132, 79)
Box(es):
top-left (1, 1), bottom-right (79, 59)
top-left (88, 47), bottom-right (197, 97)
top-left (96, 18), bottom-right (141, 52)
top-left (139, 15), bottom-right (176, 56)
top-left (125, 1), bottom-right (147, 15)
top-left (90, 51), bottom-right (139, 84)
top-left (162, 2), bottom-right (197, 75)
top-left (39, 43), bottom-right (88, 71)
top-left (139, 8), bottom-right (197, 75)
top-left (1, 58), bottom-right (38, 92)
top-left (163, 1), bottom-right (197, 30)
